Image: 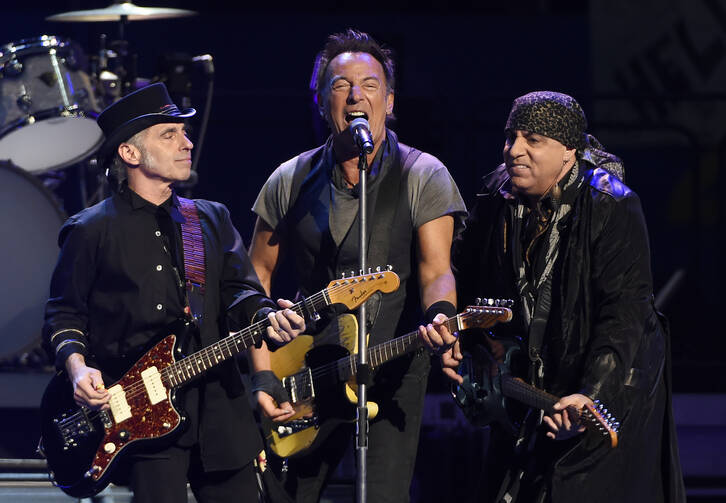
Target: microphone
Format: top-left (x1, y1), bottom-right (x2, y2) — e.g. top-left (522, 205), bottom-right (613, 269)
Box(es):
top-left (349, 117), bottom-right (374, 154)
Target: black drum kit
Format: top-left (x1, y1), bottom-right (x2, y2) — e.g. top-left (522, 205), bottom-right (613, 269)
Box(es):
top-left (0, 2), bottom-right (210, 369)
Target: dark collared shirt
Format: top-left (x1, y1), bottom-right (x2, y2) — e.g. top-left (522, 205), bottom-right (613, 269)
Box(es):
top-left (44, 184), bottom-right (273, 377)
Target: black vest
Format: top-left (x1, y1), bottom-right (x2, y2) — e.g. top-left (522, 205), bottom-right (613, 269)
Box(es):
top-left (284, 136), bottom-right (421, 346)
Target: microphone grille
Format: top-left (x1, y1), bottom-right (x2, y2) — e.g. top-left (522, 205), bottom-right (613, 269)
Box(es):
top-left (349, 117), bottom-right (370, 130)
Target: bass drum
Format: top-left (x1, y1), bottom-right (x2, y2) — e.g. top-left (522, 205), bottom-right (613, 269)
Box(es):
top-left (0, 35), bottom-right (103, 173)
top-left (0, 161), bottom-right (65, 363)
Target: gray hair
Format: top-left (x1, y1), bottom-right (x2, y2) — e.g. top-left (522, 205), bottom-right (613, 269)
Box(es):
top-left (108, 129), bottom-right (148, 187)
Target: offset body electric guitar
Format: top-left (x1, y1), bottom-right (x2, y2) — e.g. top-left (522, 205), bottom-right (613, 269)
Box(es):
top-left (453, 337), bottom-right (620, 448)
top-left (39, 270), bottom-right (400, 498)
top-left (264, 303), bottom-right (513, 458)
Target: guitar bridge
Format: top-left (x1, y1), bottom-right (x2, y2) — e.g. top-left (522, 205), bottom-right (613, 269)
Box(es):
top-left (275, 416), bottom-right (319, 438)
top-left (55, 408), bottom-right (97, 451)
top-left (282, 368), bottom-right (315, 404)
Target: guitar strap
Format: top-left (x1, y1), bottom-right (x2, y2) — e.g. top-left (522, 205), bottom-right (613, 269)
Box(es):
top-left (527, 273), bottom-right (552, 387)
top-left (178, 197), bottom-right (207, 328)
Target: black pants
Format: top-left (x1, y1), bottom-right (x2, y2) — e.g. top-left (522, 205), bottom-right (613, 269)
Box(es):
top-left (129, 444), bottom-right (258, 503)
top-left (282, 352), bottom-right (431, 503)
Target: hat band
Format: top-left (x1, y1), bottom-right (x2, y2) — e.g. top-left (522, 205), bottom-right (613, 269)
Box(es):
top-left (158, 104), bottom-right (183, 116)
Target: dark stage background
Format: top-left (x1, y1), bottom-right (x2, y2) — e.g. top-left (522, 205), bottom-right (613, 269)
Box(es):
top-left (0, 1), bottom-right (724, 501)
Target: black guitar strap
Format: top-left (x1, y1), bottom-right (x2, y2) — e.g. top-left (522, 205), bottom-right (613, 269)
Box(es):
top-left (527, 272), bottom-right (552, 387)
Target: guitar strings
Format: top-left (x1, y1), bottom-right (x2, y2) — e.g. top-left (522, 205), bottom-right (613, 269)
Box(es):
top-left (294, 312), bottom-right (489, 397)
top-left (59, 276), bottom-right (389, 426)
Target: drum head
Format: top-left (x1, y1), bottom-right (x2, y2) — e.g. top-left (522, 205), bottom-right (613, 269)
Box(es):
top-left (0, 117), bottom-right (103, 173)
top-left (0, 161), bottom-right (65, 361)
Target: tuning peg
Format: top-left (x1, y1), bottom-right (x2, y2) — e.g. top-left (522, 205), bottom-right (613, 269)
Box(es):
top-left (474, 297), bottom-right (482, 306)
top-left (341, 272), bottom-right (346, 278)
top-left (376, 266), bottom-right (381, 272)
top-left (386, 264), bottom-right (393, 271)
top-left (368, 267), bottom-right (372, 274)
top-left (350, 270), bottom-right (355, 278)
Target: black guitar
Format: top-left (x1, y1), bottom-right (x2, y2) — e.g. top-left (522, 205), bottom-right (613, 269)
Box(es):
top-left (453, 336), bottom-right (619, 448)
top-left (38, 270), bottom-right (400, 498)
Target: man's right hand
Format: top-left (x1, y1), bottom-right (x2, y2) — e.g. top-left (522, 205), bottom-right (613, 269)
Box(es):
top-left (65, 353), bottom-right (110, 410)
top-left (255, 391), bottom-right (295, 422)
top-left (440, 339), bottom-right (464, 384)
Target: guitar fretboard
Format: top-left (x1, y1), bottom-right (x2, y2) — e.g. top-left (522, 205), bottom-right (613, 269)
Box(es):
top-left (161, 289), bottom-right (331, 388)
top-left (500, 375), bottom-right (559, 414)
top-left (336, 309), bottom-right (509, 380)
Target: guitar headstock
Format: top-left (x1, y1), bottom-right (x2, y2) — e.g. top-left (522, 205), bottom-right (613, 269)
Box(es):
top-left (326, 269), bottom-right (401, 311)
top-left (459, 303), bottom-right (513, 330)
top-left (583, 401), bottom-right (620, 448)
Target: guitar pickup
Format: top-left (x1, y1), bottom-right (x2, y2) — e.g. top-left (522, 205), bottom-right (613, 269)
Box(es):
top-left (107, 384), bottom-right (132, 424)
top-left (141, 366), bottom-right (167, 405)
top-left (282, 368), bottom-right (315, 404)
top-left (275, 416), bottom-right (319, 438)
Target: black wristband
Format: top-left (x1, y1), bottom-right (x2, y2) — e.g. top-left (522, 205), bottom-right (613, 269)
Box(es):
top-left (251, 370), bottom-right (290, 404)
top-left (424, 300), bottom-right (457, 325)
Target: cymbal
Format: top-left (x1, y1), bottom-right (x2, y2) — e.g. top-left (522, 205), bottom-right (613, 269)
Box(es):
top-left (46, 2), bottom-right (198, 22)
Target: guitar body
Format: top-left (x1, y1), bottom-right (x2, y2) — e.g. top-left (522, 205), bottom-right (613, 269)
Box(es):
top-left (265, 314), bottom-right (378, 458)
top-left (40, 330), bottom-right (188, 498)
top-left (454, 333), bottom-right (620, 447)
top-left (454, 337), bottom-right (529, 434)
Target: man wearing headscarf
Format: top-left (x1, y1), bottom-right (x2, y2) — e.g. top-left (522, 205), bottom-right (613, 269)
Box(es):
top-left (420, 91), bottom-right (685, 502)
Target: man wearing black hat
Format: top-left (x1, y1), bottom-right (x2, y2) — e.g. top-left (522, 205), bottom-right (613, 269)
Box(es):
top-left (422, 91), bottom-right (685, 502)
top-left (43, 82), bottom-right (305, 503)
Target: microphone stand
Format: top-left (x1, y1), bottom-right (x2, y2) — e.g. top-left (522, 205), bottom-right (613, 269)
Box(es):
top-left (355, 147), bottom-right (370, 503)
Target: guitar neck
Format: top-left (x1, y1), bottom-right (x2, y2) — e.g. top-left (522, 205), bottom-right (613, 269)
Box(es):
top-left (164, 290), bottom-right (333, 387)
top-left (500, 374), bottom-right (559, 415)
top-left (339, 314), bottom-right (464, 380)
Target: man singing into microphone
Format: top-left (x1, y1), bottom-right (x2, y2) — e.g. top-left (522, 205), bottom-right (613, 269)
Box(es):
top-left (421, 91), bottom-right (685, 502)
top-left (247, 29), bottom-right (466, 502)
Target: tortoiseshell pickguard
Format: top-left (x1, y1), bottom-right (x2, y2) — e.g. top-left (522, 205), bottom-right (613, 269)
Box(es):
top-left (89, 334), bottom-right (182, 480)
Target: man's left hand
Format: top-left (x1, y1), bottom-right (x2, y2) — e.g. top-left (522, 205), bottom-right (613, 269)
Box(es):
top-left (265, 299), bottom-right (305, 344)
top-left (418, 313), bottom-right (456, 353)
top-left (418, 313), bottom-right (464, 383)
top-left (544, 393), bottom-right (593, 441)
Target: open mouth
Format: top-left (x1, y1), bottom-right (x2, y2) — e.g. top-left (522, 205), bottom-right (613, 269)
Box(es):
top-left (345, 111), bottom-right (368, 123)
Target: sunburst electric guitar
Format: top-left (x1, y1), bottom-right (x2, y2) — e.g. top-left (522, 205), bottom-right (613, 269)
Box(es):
top-left (263, 303), bottom-right (513, 458)
top-left (39, 270), bottom-right (400, 498)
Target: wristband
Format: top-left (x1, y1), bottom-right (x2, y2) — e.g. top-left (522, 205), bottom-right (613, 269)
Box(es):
top-left (251, 370), bottom-right (290, 404)
top-left (424, 300), bottom-right (457, 325)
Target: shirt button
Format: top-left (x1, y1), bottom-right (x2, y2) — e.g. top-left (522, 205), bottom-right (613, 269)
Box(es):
top-left (156, 304), bottom-right (163, 311)
top-left (156, 265), bottom-right (163, 271)
top-left (155, 231), bottom-right (161, 237)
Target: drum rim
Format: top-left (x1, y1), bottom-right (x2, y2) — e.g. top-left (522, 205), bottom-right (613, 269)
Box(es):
top-left (0, 35), bottom-right (71, 61)
top-left (0, 160), bottom-right (67, 222)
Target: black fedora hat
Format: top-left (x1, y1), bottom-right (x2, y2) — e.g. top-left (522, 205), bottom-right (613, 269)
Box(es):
top-left (97, 82), bottom-right (195, 163)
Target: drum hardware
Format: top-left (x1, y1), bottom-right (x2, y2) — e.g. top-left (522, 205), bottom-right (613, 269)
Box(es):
top-left (0, 36), bottom-right (103, 173)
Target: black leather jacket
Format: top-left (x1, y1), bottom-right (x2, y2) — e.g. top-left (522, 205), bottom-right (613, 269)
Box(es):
top-left (453, 164), bottom-right (684, 502)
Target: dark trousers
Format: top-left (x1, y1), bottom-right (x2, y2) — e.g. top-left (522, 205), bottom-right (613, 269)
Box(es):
top-left (129, 444), bottom-right (258, 503)
top-left (283, 352), bottom-right (431, 503)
